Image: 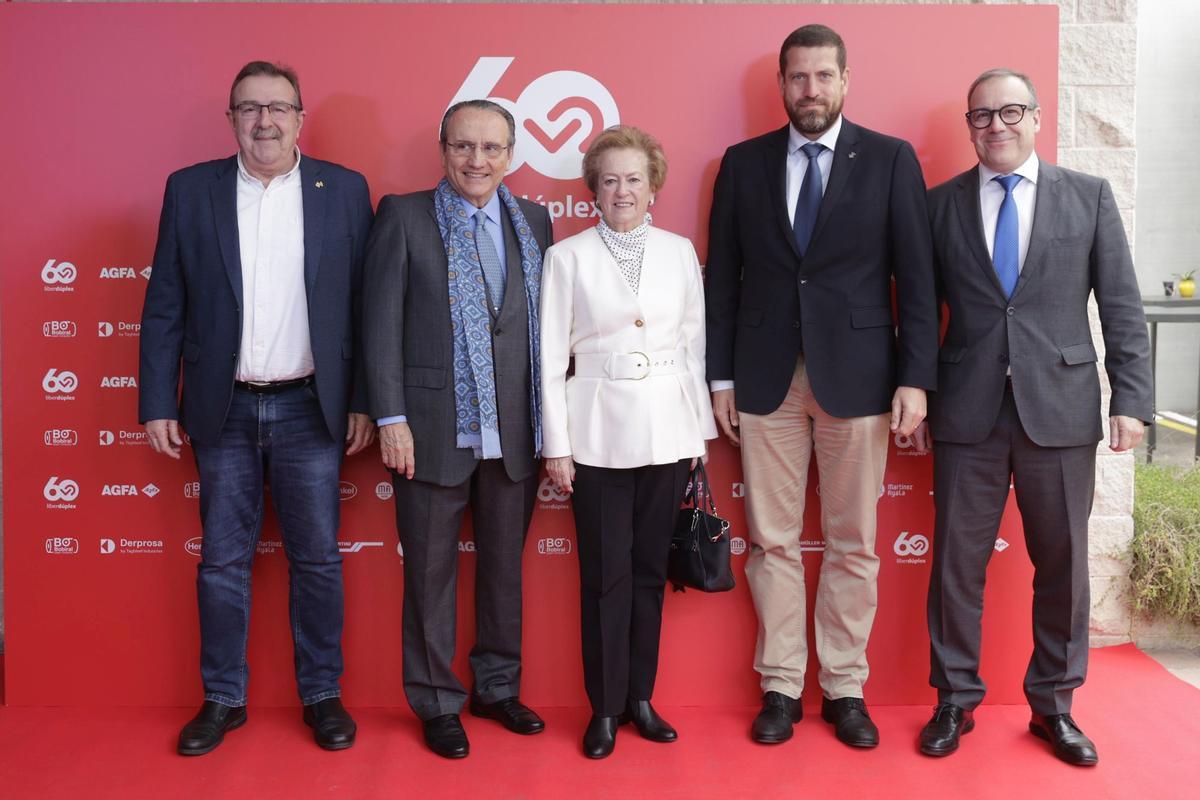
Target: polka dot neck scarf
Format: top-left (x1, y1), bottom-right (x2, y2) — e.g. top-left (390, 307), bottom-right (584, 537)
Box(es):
top-left (597, 213), bottom-right (651, 295)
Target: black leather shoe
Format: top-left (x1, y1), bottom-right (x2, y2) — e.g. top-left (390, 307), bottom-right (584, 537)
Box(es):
top-left (619, 699), bottom-right (677, 742)
top-left (1029, 713), bottom-right (1098, 766)
top-left (468, 695), bottom-right (545, 735)
top-left (751, 691), bottom-right (802, 744)
top-left (177, 701), bottom-right (247, 756)
top-left (919, 703), bottom-right (974, 757)
top-left (303, 697), bottom-right (356, 751)
top-left (583, 715), bottom-right (619, 759)
top-left (423, 714), bottom-right (470, 759)
top-left (821, 696), bottom-right (880, 748)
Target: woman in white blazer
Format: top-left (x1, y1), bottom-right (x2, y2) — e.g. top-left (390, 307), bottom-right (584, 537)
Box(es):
top-left (540, 126), bottom-right (717, 759)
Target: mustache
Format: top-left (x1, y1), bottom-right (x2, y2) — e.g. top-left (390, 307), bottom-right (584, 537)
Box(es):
top-left (252, 128), bottom-right (280, 140)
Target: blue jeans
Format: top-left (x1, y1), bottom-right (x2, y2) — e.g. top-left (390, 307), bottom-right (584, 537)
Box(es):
top-left (192, 383), bottom-right (345, 707)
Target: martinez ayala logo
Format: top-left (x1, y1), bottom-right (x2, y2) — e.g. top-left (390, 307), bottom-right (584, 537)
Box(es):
top-left (449, 57), bottom-right (619, 182)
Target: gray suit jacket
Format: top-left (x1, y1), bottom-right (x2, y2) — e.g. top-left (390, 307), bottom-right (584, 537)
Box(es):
top-left (362, 190), bottom-right (553, 486)
top-left (927, 159), bottom-right (1152, 447)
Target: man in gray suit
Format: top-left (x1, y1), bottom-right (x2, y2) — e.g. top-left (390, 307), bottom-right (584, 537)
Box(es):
top-left (918, 69), bottom-right (1152, 766)
top-left (362, 99), bottom-right (553, 759)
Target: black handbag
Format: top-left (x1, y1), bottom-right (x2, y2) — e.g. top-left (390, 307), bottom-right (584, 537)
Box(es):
top-left (668, 461), bottom-right (735, 593)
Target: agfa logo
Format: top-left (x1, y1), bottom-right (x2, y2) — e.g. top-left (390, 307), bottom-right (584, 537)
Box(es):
top-left (43, 476), bottom-right (80, 503)
top-left (459, 540), bottom-right (476, 553)
top-left (44, 429), bottom-right (79, 446)
top-left (537, 476), bottom-right (570, 507)
top-left (45, 537), bottom-right (80, 554)
top-left (100, 538), bottom-right (115, 554)
top-left (99, 266), bottom-right (140, 279)
top-left (537, 537), bottom-right (572, 555)
top-left (449, 57), bottom-right (619, 180)
top-left (185, 537), bottom-right (203, 556)
top-left (994, 538), bottom-right (1010, 553)
top-left (338, 481), bottom-right (358, 501)
top-left (375, 481), bottom-right (394, 501)
top-left (730, 537), bottom-right (748, 556)
top-left (100, 376), bottom-right (137, 389)
top-left (41, 259), bottom-right (77, 290)
top-left (42, 368), bottom-right (79, 397)
top-left (141, 483), bottom-right (160, 498)
top-left (893, 531), bottom-right (930, 562)
top-left (140, 266), bottom-right (153, 280)
top-left (101, 485), bottom-right (139, 496)
top-left (43, 321), bottom-right (76, 337)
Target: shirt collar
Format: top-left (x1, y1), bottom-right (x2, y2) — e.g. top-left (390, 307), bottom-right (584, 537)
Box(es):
top-left (236, 148), bottom-right (302, 188)
top-left (979, 150), bottom-right (1040, 188)
top-left (788, 114), bottom-right (843, 156)
top-left (459, 191), bottom-right (503, 225)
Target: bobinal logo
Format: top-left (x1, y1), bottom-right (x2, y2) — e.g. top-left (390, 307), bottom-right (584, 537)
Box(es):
top-left (448, 57), bottom-right (619, 180)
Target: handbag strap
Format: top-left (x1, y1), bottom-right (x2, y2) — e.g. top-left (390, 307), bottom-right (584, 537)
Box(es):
top-left (691, 461), bottom-right (718, 515)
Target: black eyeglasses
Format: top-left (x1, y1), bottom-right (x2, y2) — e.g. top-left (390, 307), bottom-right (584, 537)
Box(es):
top-left (230, 102), bottom-right (301, 120)
top-left (965, 103), bottom-right (1034, 129)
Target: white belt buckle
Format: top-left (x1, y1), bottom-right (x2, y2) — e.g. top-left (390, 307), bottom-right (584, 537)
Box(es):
top-left (628, 351), bottom-right (651, 380)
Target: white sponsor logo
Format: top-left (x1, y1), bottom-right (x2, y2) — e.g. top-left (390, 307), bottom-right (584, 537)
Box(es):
top-left (375, 481), bottom-right (394, 500)
top-left (44, 429), bottom-right (78, 446)
top-left (537, 476), bottom-right (570, 508)
top-left (101, 484), bottom-right (139, 496)
top-left (459, 540), bottom-right (476, 553)
top-left (337, 541), bottom-right (384, 554)
top-left (100, 538), bottom-right (116, 554)
top-left (100, 376), bottom-right (138, 388)
top-left (449, 57), bottom-right (619, 180)
top-left (800, 540), bottom-right (826, 553)
top-left (396, 541), bottom-right (405, 559)
top-left (884, 482), bottom-right (914, 498)
top-left (98, 321), bottom-right (113, 337)
top-left (42, 368), bottom-right (79, 397)
top-left (99, 266), bottom-right (142, 279)
top-left (43, 476), bottom-right (80, 503)
top-left (140, 266), bottom-right (153, 280)
top-left (185, 537), bottom-right (203, 556)
top-left (45, 537), bottom-right (79, 554)
top-left (100, 429), bottom-right (147, 446)
top-left (107, 537), bottom-right (164, 554)
top-left (141, 483), bottom-right (160, 498)
top-left (42, 259), bottom-right (78, 288)
top-left (893, 432), bottom-right (929, 457)
top-left (894, 531), bottom-right (930, 563)
top-left (184, 481), bottom-right (201, 499)
top-left (43, 320), bottom-right (76, 337)
top-left (994, 538), bottom-right (1010, 553)
top-left (257, 539), bottom-right (283, 555)
top-left (537, 537), bottom-right (572, 555)
top-left (338, 481), bottom-right (358, 501)
top-left (99, 321), bottom-right (140, 338)
top-left (730, 537), bottom-right (748, 556)
top-left (731, 482), bottom-right (745, 498)
top-left (99, 430), bottom-right (115, 445)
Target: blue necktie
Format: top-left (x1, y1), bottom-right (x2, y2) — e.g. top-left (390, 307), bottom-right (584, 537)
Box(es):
top-left (473, 209), bottom-right (505, 312)
top-left (992, 174), bottom-right (1022, 298)
top-left (792, 142), bottom-right (825, 257)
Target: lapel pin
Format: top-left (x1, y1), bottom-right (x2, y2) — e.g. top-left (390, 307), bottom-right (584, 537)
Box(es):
top-left (848, 152), bottom-right (857, 159)
top-left (315, 180), bottom-right (325, 189)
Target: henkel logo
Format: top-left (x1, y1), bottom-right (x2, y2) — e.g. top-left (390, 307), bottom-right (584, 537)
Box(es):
top-left (100, 538), bottom-right (116, 554)
top-left (45, 537), bottom-right (79, 554)
top-left (894, 531), bottom-right (930, 563)
top-left (994, 538), bottom-right (1010, 553)
top-left (338, 481), bottom-right (358, 501)
top-left (893, 432), bottom-right (929, 457)
top-left (184, 481), bottom-right (201, 499)
top-left (43, 476), bottom-right (80, 507)
top-left (44, 429), bottom-right (79, 446)
top-left (184, 537), bottom-right (203, 557)
top-left (41, 259), bottom-right (77, 290)
top-left (43, 320), bottom-right (76, 337)
top-left (730, 537), bottom-right (748, 556)
top-left (141, 483), bottom-right (160, 498)
top-left (731, 482), bottom-right (746, 498)
top-left (537, 476), bottom-right (570, 508)
top-left (43, 368), bottom-right (79, 398)
top-left (448, 57), bottom-right (619, 180)
top-left (338, 540), bottom-right (384, 554)
top-left (537, 537), bottom-right (572, 555)
top-left (375, 481), bottom-right (394, 500)
top-left (100, 376), bottom-right (137, 388)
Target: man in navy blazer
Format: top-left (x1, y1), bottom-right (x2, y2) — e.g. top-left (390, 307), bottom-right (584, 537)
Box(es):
top-left (138, 61), bottom-right (374, 756)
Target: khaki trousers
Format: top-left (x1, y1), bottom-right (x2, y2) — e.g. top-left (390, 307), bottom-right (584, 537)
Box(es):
top-left (740, 358), bottom-right (889, 700)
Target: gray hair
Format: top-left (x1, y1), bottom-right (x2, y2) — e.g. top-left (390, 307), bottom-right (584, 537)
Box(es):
top-left (967, 68), bottom-right (1039, 108)
top-left (439, 99), bottom-right (516, 149)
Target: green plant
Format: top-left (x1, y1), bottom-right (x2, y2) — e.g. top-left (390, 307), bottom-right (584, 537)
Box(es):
top-left (1174, 270), bottom-right (1195, 280)
top-left (1131, 464), bottom-right (1200, 625)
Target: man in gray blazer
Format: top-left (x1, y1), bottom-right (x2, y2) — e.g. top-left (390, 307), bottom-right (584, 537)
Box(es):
top-left (362, 100), bottom-right (553, 759)
top-left (919, 69), bottom-right (1152, 766)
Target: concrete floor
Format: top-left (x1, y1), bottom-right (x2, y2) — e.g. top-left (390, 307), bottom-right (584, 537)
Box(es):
top-left (1145, 648), bottom-right (1200, 689)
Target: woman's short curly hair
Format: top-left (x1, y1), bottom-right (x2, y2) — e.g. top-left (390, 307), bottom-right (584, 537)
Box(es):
top-left (581, 125), bottom-right (668, 195)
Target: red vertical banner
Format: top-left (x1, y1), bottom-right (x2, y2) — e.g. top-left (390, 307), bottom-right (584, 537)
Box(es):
top-left (0, 4), bottom-right (1057, 707)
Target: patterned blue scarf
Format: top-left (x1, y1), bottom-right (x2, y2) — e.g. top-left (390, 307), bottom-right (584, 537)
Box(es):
top-left (433, 179), bottom-right (543, 459)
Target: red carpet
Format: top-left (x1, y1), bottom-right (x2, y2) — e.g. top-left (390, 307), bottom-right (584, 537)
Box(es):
top-left (0, 645), bottom-right (1195, 799)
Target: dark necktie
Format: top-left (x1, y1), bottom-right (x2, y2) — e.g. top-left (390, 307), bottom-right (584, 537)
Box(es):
top-left (992, 174), bottom-right (1022, 298)
top-left (473, 209), bottom-right (505, 312)
top-left (792, 141), bottom-right (826, 257)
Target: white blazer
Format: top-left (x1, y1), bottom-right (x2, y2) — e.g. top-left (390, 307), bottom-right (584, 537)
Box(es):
top-left (540, 225), bottom-right (717, 468)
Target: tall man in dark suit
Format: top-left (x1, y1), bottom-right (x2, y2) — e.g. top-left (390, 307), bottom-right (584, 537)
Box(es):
top-left (362, 100), bottom-right (553, 759)
top-left (139, 61), bottom-right (374, 755)
top-left (706, 24), bottom-right (939, 748)
top-left (919, 69), bottom-right (1152, 766)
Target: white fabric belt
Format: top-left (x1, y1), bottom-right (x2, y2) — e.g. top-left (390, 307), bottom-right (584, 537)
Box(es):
top-left (574, 349), bottom-right (687, 380)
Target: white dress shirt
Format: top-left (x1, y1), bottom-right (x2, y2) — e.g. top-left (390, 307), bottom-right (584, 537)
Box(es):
top-left (978, 151), bottom-right (1039, 271)
top-left (235, 149), bottom-right (313, 383)
top-left (711, 117), bottom-right (843, 394)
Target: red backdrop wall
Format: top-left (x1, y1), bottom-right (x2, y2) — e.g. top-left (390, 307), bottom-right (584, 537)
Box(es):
top-left (0, 4), bottom-right (1058, 708)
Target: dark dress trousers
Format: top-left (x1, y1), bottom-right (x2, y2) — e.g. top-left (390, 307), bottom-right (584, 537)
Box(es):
top-left (362, 190), bottom-right (552, 720)
top-left (138, 155), bottom-right (373, 705)
top-left (925, 160), bottom-right (1152, 714)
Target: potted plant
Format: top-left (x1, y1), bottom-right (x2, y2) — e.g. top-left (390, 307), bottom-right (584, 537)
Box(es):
top-left (1175, 270), bottom-right (1196, 298)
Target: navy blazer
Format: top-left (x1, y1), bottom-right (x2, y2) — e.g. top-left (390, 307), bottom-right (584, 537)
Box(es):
top-left (705, 120), bottom-right (938, 418)
top-left (138, 155), bottom-right (373, 445)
